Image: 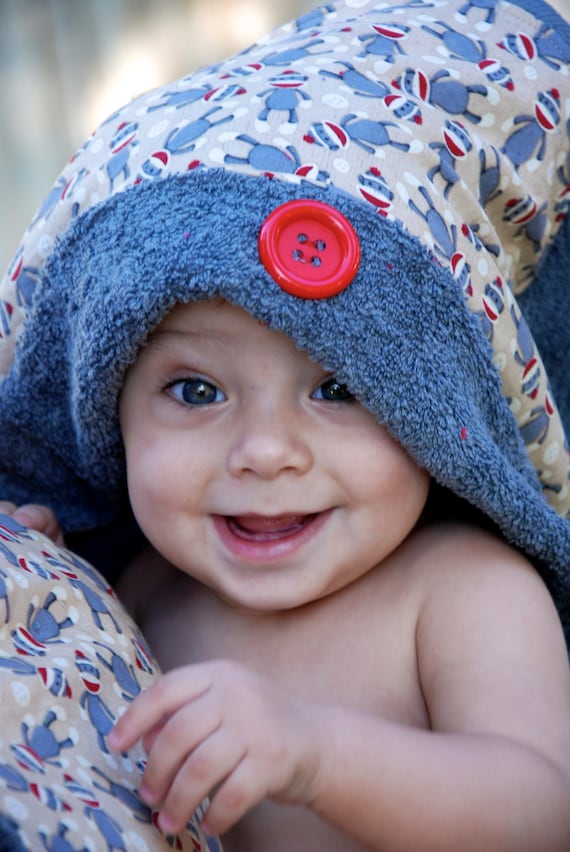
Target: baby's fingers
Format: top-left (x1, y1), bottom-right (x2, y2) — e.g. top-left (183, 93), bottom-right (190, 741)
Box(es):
top-left (0, 502), bottom-right (64, 545)
top-left (201, 754), bottom-right (268, 837)
top-left (156, 726), bottom-right (247, 836)
top-left (108, 664), bottom-right (215, 752)
top-left (137, 686), bottom-right (223, 807)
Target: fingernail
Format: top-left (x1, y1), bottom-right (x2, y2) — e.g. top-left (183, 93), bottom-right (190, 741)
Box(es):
top-left (139, 782), bottom-right (159, 806)
top-left (107, 728), bottom-right (121, 749)
top-left (157, 809), bottom-right (176, 834)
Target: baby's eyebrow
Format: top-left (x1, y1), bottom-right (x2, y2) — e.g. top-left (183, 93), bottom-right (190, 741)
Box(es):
top-left (145, 327), bottom-right (203, 343)
top-left (135, 329), bottom-right (192, 359)
top-left (141, 327), bottom-right (230, 354)
top-left (139, 331), bottom-right (175, 352)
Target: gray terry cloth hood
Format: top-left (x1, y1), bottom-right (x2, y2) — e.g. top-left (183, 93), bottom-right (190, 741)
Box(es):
top-left (0, 0), bottom-right (569, 638)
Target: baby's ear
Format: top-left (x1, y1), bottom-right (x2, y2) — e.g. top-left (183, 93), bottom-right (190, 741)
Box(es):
top-left (0, 518), bottom-right (216, 851)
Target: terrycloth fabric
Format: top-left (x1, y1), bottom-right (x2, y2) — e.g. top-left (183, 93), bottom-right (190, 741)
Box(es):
top-left (0, 0), bottom-right (569, 636)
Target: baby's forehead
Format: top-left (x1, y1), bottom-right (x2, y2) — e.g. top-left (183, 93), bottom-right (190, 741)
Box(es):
top-left (158, 296), bottom-right (232, 325)
top-left (143, 298), bottom-right (307, 354)
top-left (148, 298), bottom-right (258, 337)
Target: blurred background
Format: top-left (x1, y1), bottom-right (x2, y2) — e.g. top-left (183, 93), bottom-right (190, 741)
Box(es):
top-left (1, 0), bottom-right (567, 274)
top-left (0, 0), bottom-right (314, 274)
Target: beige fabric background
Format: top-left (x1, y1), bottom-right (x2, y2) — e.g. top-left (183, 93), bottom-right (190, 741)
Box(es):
top-left (0, 0), bottom-right (314, 275)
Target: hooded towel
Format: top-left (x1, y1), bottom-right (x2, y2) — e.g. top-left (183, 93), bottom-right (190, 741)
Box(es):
top-left (0, 0), bottom-right (569, 638)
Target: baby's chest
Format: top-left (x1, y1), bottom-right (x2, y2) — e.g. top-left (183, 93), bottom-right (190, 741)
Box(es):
top-left (144, 576), bottom-right (428, 728)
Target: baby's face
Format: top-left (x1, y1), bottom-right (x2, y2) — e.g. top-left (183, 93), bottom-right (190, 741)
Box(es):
top-left (119, 299), bottom-right (429, 611)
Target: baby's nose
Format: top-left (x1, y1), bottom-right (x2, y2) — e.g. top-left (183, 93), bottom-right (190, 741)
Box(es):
top-left (226, 403), bottom-right (313, 480)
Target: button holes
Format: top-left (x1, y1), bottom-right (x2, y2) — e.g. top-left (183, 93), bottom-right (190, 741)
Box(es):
top-left (297, 233), bottom-right (308, 244)
top-left (293, 249), bottom-right (321, 266)
top-left (314, 239), bottom-right (326, 251)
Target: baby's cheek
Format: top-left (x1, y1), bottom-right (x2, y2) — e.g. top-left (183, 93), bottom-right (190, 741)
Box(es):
top-left (125, 446), bottom-right (169, 522)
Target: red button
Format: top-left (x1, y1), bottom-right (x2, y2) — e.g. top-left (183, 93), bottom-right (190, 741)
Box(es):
top-left (258, 199), bottom-right (360, 299)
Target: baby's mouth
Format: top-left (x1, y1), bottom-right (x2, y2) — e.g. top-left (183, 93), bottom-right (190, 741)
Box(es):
top-left (226, 514), bottom-right (317, 541)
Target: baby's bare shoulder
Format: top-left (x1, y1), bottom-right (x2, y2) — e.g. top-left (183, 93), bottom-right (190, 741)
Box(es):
top-left (405, 520), bottom-right (563, 658)
top-left (403, 520), bottom-right (543, 591)
top-left (408, 522), bottom-right (570, 766)
top-left (363, 521), bottom-right (534, 617)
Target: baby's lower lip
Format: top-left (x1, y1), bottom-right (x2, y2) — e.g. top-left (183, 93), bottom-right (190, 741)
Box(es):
top-left (212, 512), bottom-right (329, 561)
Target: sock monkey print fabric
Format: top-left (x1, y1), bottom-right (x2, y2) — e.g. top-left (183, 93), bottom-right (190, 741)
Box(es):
top-left (0, 515), bottom-right (221, 851)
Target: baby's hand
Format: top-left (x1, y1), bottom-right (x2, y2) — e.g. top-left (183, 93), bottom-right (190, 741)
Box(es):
top-left (108, 660), bottom-right (328, 837)
top-left (0, 501), bottom-right (64, 546)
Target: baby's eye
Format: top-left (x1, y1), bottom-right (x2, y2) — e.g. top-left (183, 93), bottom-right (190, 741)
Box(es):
top-left (167, 378), bottom-right (225, 406)
top-left (313, 378), bottom-right (355, 403)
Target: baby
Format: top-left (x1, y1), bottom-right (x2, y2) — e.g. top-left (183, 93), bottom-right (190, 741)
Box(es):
top-left (1, 0), bottom-right (570, 848)
top-left (110, 298), bottom-right (570, 848)
top-left (5, 297), bottom-right (570, 848)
